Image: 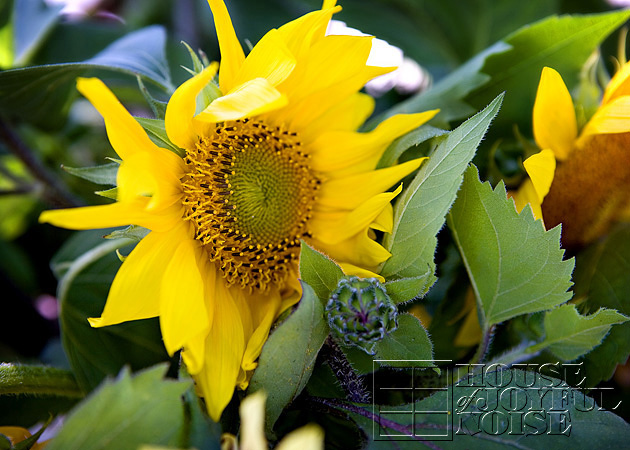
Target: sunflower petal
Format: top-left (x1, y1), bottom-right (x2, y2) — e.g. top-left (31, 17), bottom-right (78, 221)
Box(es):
top-left (579, 95), bottom-right (630, 141)
top-left (39, 199), bottom-right (179, 232)
top-left (159, 238), bottom-right (210, 359)
top-left (533, 67), bottom-right (577, 161)
top-left (523, 148), bottom-right (556, 203)
top-left (276, 425), bottom-right (325, 450)
top-left (301, 92), bottom-right (374, 142)
top-left (165, 63), bottom-right (218, 149)
top-left (196, 280), bottom-right (245, 422)
top-left (232, 29), bottom-right (296, 88)
top-left (312, 186), bottom-right (401, 244)
top-left (510, 180), bottom-right (543, 221)
top-left (603, 60), bottom-right (630, 104)
top-left (196, 78), bottom-right (287, 122)
top-left (77, 78), bottom-right (157, 160)
top-left (207, 0), bottom-right (245, 92)
top-left (87, 229), bottom-right (181, 328)
top-left (239, 392), bottom-right (268, 450)
top-left (317, 159), bottom-right (425, 210)
top-left (310, 111), bottom-right (437, 175)
top-left (337, 261), bottom-right (385, 282)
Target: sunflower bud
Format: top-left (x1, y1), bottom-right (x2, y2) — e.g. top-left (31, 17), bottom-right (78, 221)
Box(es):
top-left (325, 276), bottom-right (398, 354)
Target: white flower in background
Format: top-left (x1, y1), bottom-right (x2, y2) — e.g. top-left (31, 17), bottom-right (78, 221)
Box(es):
top-left (45, 0), bottom-right (102, 15)
top-left (326, 20), bottom-right (430, 97)
top-left (607, 0), bottom-right (630, 7)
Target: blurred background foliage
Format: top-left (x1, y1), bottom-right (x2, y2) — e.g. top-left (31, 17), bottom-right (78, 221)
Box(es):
top-left (1, 0), bottom-right (630, 435)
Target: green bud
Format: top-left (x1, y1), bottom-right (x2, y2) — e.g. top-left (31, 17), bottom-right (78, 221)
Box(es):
top-left (325, 276), bottom-right (398, 355)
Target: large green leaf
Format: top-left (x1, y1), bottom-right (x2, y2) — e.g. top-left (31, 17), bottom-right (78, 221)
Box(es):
top-left (380, 94), bottom-right (503, 301)
top-left (13, 0), bottom-right (62, 66)
top-left (467, 9), bottom-right (630, 129)
top-left (248, 282), bottom-right (329, 430)
top-left (574, 225), bottom-right (630, 385)
top-left (0, 25), bottom-right (173, 130)
top-left (340, 368), bottom-right (630, 449)
top-left (528, 304), bottom-right (628, 361)
top-left (298, 241), bottom-right (344, 304)
top-left (52, 229), bottom-right (169, 391)
top-left (448, 166), bottom-right (574, 329)
top-left (373, 314), bottom-right (433, 368)
top-left (46, 366), bottom-right (191, 450)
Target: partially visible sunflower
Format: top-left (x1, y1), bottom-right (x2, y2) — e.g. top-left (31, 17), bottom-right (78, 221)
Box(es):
top-left (512, 65), bottom-right (630, 248)
top-left (40, 0), bottom-right (437, 420)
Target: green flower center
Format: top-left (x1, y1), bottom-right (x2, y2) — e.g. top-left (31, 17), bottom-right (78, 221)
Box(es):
top-left (181, 119), bottom-right (320, 290)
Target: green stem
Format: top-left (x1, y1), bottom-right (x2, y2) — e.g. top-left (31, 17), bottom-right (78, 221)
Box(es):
top-left (469, 324), bottom-right (496, 365)
top-left (0, 364), bottom-right (83, 398)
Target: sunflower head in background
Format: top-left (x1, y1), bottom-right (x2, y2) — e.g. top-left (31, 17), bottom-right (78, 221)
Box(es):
top-left (40, 0), bottom-right (437, 420)
top-left (512, 64), bottom-right (630, 249)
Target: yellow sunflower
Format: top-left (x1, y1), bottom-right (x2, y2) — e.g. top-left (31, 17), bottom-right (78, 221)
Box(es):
top-left (40, 0), bottom-right (437, 420)
top-left (512, 65), bottom-right (630, 248)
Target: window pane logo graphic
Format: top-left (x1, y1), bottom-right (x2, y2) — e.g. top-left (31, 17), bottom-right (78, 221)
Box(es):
top-left (372, 360), bottom-right (454, 441)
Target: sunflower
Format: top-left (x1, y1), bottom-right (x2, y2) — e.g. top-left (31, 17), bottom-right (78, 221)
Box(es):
top-left (512, 65), bottom-right (630, 248)
top-left (39, 0), bottom-right (437, 420)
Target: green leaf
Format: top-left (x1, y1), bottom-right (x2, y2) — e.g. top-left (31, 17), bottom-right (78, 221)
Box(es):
top-left (299, 241), bottom-right (344, 304)
top-left (380, 94), bottom-right (503, 300)
top-left (46, 366), bottom-right (190, 450)
top-left (136, 117), bottom-right (183, 155)
top-left (467, 9), bottom-right (630, 129)
top-left (342, 367), bottom-right (630, 449)
top-left (447, 165), bottom-right (574, 329)
top-left (103, 225), bottom-right (150, 243)
top-left (383, 269), bottom-right (433, 305)
top-left (376, 125), bottom-right (447, 169)
top-left (528, 304), bottom-right (628, 361)
top-left (575, 225), bottom-right (630, 384)
top-left (62, 162), bottom-right (118, 186)
top-left (373, 314), bottom-right (434, 368)
top-left (13, 0), bottom-right (62, 66)
top-left (52, 229), bottom-right (169, 391)
top-left (248, 282), bottom-right (329, 431)
top-left (0, 26), bottom-right (172, 130)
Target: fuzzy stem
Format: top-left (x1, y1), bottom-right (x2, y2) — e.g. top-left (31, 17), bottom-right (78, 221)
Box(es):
top-left (0, 364), bottom-right (83, 398)
top-left (469, 324), bottom-right (496, 365)
top-left (323, 337), bottom-right (371, 403)
top-left (311, 397), bottom-right (443, 449)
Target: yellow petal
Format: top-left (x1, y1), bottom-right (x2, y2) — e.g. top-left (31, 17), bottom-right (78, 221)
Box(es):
top-left (317, 159), bottom-right (425, 211)
top-left (280, 35), bottom-right (374, 102)
top-left (301, 92), bottom-right (374, 143)
top-left (241, 288), bottom-right (283, 372)
top-left (207, 0), bottom-right (245, 92)
top-left (337, 262), bottom-right (385, 282)
top-left (196, 78), bottom-right (287, 123)
top-left (522, 148), bottom-right (556, 203)
top-left (239, 392), bottom-right (268, 450)
top-left (311, 186), bottom-right (401, 244)
top-left (371, 201), bottom-right (394, 233)
top-left (603, 60), bottom-right (630, 104)
top-left (196, 278), bottom-right (245, 422)
top-left (232, 28), bottom-right (296, 88)
top-left (313, 230), bottom-right (392, 272)
top-left (275, 65), bottom-right (390, 131)
top-left (159, 238), bottom-right (210, 360)
top-left (533, 67), bottom-right (577, 161)
top-left (276, 7), bottom-right (340, 61)
top-left (310, 111), bottom-right (437, 175)
top-left (39, 199), bottom-right (181, 233)
top-left (510, 180), bottom-right (543, 221)
top-left (76, 78), bottom-right (158, 161)
top-left (88, 227), bottom-right (186, 328)
top-left (276, 424), bottom-right (325, 450)
top-left (165, 63), bottom-right (219, 149)
top-left (579, 96), bottom-right (630, 142)
top-left (117, 150), bottom-right (184, 211)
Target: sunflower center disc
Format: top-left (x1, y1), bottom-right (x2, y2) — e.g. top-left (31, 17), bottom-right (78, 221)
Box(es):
top-left (181, 119), bottom-right (320, 290)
